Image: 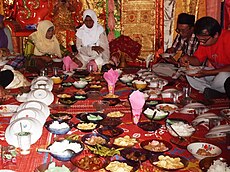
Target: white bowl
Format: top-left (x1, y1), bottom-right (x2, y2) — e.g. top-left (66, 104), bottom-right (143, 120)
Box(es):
top-left (52, 58), bottom-right (63, 62)
top-left (27, 88), bottom-right (54, 105)
top-left (120, 76), bottom-right (134, 83)
top-left (187, 142), bottom-right (222, 160)
top-left (161, 88), bottom-right (182, 99)
top-left (73, 81), bottom-right (88, 89)
top-left (156, 103), bottom-right (178, 114)
top-left (31, 79), bottom-right (53, 91)
top-left (0, 105), bottom-right (19, 117)
top-left (16, 93), bottom-right (28, 102)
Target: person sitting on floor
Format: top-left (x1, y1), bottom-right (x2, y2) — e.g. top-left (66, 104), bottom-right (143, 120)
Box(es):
top-left (179, 16), bottom-right (230, 99)
top-left (28, 20), bottom-right (62, 69)
top-left (75, 9), bottom-right (110, 72)
top-left (165, 13), bottom-right (199, 65)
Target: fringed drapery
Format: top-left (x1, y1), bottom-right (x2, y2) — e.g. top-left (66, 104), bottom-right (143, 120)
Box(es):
top-left (121, 0), bottom-right (164, 59)
top-left (108, 0), bottom-right (116, 41)
top-left (224, 0), bottom-right (230, 29)
top-left (0, 1), bottom-right (3, 15)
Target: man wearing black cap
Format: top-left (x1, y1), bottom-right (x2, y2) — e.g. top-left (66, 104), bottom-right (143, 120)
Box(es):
top-left (166, 13), bottom-right (199, 57)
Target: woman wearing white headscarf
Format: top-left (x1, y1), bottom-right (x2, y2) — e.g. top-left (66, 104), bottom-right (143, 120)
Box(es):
top-left (29, 20), bottom-right (62, 60)
top-left (75, 9), bottom-right (110, 70)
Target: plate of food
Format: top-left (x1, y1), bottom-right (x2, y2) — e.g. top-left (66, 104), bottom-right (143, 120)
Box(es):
top-left (120, 148), bottom-right (149, 163)
top-left (199, 157), bottom-right (229, 172)
top-left (59, 97), bottom-right (77, 105)
top-left (81, 133), bottom-right (110, 146)
top-left (105, 160), bottom-right (139, 172)
top-left (76, 112), bottom-right (105, 123)
top-left (0, 105), bottom-right (19, 117)
top-left (97, 126), bottom-right (124, 138)
top-left (61, 82), bottom-right (72, 87)
top-left (113, 135), bottom-right (138, 148)
top-left (156, 103), bottom-right (178, 114)
top-left (107, 111), bottom-right (125, 118)
top-left (99, 117), bottom-right (122, 127)
top-left (137, 121), bottom-right (162, 131)
top-left (140, 139), bottom-right (172, 153)
top-left (150, 154), bottom-right (188, 171)
top-left (49, 113), bottom-right (73, 122)
top-left (75, 122), bottom-right (99, 132)
top-left (70, 152), bottom-right (108, 171)
top-left (44, 120), bottom-right (74, 135)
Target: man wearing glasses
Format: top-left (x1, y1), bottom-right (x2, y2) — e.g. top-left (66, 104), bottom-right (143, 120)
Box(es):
top-left (166, 13), bottom-right (199, 59)
top-left (180, 16), bottom-right (230, 99)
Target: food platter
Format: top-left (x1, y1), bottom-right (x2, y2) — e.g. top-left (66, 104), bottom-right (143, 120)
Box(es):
top-left (49, 113), bottom-right (73, 122)
top-left (99, 117), bottom-right (122, 127)
top-left (140, 139), bottom-right (172, 153)
top-left (44, 120), bottom-right (74, 135)
top-left (81, 133), bottom-right (110, 146)
top-left (0, 105), bottom-right (19, 117)
top-left (76, 112), bottom-right (105, 123)
top-left (97, 126), bottom-right (124, 138)
top-left (120, 148), bottom-right (149, 163)
top-left (70, 153), bottom-right (108, 171)
top-left (75, 122), bottom-right (99, 132)
top-left (137, 121), bottom-right (162, 131)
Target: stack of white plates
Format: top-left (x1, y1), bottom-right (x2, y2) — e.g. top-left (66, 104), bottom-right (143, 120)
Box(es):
top-left (11, 108), bottom-right (47, 125)
top-left (5, 117), bottom-right (43, 147)
top-left (17, 100), bottom-right (50, 118)
top-left (205, 125), bottom-right (230, 138)
top-left (192, 113), bottom-right (218, 126)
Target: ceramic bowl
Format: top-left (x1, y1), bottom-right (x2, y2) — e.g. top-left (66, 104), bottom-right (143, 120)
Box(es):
top-left (73, 81), bottom-right (88, 89)
top-left (51, 76), bottom-right (63, 84)
top-left (187, 142), bottom-right (222, 160)
top-left (132, 80), bottom-right (147, 90)
top-left (143, 108), bottom-right (169, 121)
top-left (44, 120), bottom-right (74, 135)
top-left (93, 100), bottom-right (110, 112)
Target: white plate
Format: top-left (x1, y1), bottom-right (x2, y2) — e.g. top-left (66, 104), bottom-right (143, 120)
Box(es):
top-left (52, 58), bottom-right (62, 62)
top-left (156, 103), bottom-right (178, 114)
top-left (31, 79), bottom-right (53, 91)
top-left (11, 108), bottom-right (47, 125)
top-left (205, 125), bottom-right (230, 138)
top-left (181, 103), bottom-right (208, 114)
top-left (27, 89), bottom-right (54, 105)
top-left (16, 93), bottom-right (28, 102)
top-left (0, 105), bottom-right (19, 117)
top-left (17, 100), bottom-right (50, 118)
top-left (0, 170), bottom-right (16, 172)
top-left (192, 113), bottom-right (218, 126)
top-left (31, 76), bottom-right (53, 85)
top-left (5, 117), bottom-right (43, 147)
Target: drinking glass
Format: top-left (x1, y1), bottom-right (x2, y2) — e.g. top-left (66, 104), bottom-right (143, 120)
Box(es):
top-left (16, 132), bottom-right (31, 155)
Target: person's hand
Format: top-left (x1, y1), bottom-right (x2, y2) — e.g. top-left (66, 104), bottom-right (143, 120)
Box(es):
top-left (179, 55), bottom-right (190, 67)
top-left (73, 57), bottom-right (83, 68)
top-left (92, 46), bottom-right (104, 54)
top-left (110, 55), bottom-right (120, 67)
top-left (87, 60), bottom-right (98, 72)
top-left (188, 69), bottom-right (212, 78)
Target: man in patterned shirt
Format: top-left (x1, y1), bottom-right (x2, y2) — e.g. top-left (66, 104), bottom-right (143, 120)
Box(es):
top-left (166, 13), bottom-right (199, 64)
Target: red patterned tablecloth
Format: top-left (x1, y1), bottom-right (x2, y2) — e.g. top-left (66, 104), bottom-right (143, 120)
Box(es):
top-left (0, 68), bottom-right (230, 172)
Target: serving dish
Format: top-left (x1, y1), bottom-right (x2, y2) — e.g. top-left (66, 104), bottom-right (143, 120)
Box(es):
top-left (46, 139), bottom-right (84, 161)
top-left (35, 161), bottom-right (76, 172)
top-left (81, 133), bottom-right (110, 146)
top-left (105, 159), bottom-right (139, 172)
top-left (156, 103), bottom-right (178, 114)
top-left (59, 97), bottom-right (77, 105)
top-left (44, 120), bottom-right (74, 135)
top-left (187, 142), bottom-right (222, 160)
top-left (76, 112), bottom-right (105, 123)
top-left (102, 97), bottom-right (120, 106)
top-left (137, 121), bottom-right (161, 131)
top-left (99, 117), bottom-right (122, 127)
top-left (140, 139), bottom-right (172, 153)
top-left (120, 148), bottom-right (149, 163)
top-left (0, 105), bottom-right (19, 117)
top-left (181, 102), bottom-right (209, 114)
top-left (70, 153), bottom-right (108, 171)
top-left (199, 157), bottom-right (229, 172)
top-left (149, 154), bottom-right (188, 171)
top-left (143, 108), bottom-right (169, 121)
top-left (75, 122), bottom-right (99, 132)
top-left (97, 126), bottom-right (124, 138)
top-left (205, 124), bottom-right (230, 138)
top-left (73, 81), bottom-right (88, 89)
top-left (27, 88), bottom-right (54, 106)
top-left (49, 113), bottom-right (73, 122)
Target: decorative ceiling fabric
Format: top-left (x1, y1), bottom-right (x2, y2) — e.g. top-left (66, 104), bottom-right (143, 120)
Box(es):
top-left (121, 0), bottom-right (164, 59)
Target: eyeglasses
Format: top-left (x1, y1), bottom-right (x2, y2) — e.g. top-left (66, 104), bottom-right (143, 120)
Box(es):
top-left (175, 27), bottom-right (191, 34)
top-left (197, 36), bottom-right (212, 44)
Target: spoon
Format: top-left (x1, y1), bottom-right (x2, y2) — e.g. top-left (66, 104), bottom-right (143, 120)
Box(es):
top-left (151, 111), bottom-right (157, 122)
top-left (37, 148), bottom-right (75, 155)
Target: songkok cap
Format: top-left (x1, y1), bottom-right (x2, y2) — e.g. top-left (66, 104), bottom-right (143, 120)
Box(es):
top-left (0, 70), bottom-right (14, 88)
top-left (0, 14), bottom-right (4, 23)
top-left (177, 13), bottom-right (195, 25)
